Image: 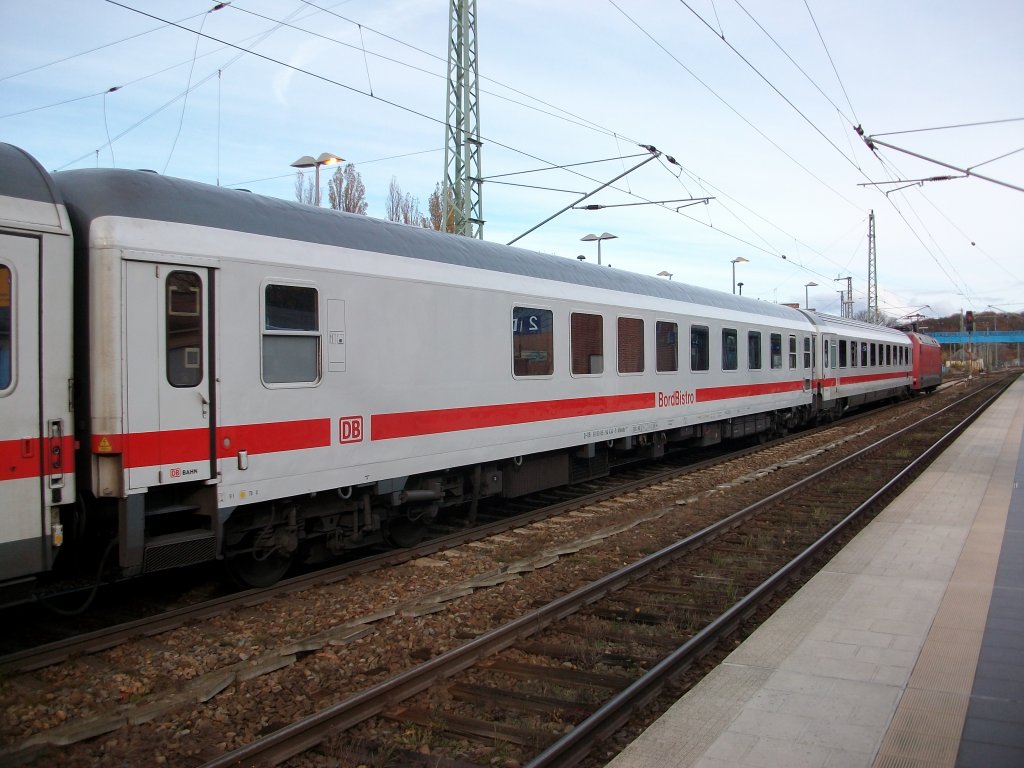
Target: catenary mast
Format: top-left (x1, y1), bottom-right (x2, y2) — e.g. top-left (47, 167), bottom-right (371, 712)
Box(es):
top-left (867, 210), bottom-right (878, 323)
top-left (443, 0), bottom-right (483, 238)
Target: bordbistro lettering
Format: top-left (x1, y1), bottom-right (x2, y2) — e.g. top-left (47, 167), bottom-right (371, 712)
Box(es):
top-left (658, 390), bottom-right (696, 407)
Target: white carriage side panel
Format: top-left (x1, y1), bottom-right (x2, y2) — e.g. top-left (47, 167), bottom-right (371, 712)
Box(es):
top-left (0, 235), bottom-right (43, 549)
top-left (96, 216), bottom-right (820, 505)
top-left (0, 227), bottom-right (74, 579)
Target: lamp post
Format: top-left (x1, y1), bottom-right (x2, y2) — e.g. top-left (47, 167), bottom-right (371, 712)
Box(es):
top-left (804, 281), bottom-right (818, 309)
top-left (737, 281), bottom-right (744, 295)
top-left (581, 233), bottom-right (617, 265)
top-left (731, 257), bottom-right (749, 294)
top-left (291, 152), bottom-right (344, 206)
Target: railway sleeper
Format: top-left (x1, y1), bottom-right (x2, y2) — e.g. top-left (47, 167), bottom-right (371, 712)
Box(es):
top-left (382, 705), bottom-right (547, 747)
top-left (477, 658), bottom-right (634, 691)
top-left (449, 682), bottom-right (595, 720)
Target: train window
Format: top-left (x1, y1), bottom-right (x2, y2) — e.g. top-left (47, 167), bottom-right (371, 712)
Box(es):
top-left (803, 337), bottom-right (811, 369)
top-left (656, 321), bottom-right (678, 372)
top-left (722, 328), bottom-right (738, 371)
top-left (512, 307), bottom-right (553, 376)
top-left (861, 342), bottom-right (868, 367)
top-left (748, 331), bottom-right (762, 370)
top-left (263, 283), bottom-right (320, 385)
top-left (788, 335), bottom-right (797, 369)
top-left (166, 271), bottom-right (203, 388)
top-left (0, 265), bottom-right (10, 391)
top-left (690, 325), bottom-right (710, 371)
top-left (618, 317), bottom-right (644, 374)
top-left (870, 344), bottom-right (877, 366)
top-left (839, 340), bottom-right (848, 368)
top-left (571, 312), bottom-right (603, 375)
top-left (821, 338), bottom-right (828, 369)
top-left (886, 345), bottom-right (892, 366)
top-left (851, 341), bottom-right (858, 367)
top-left (770, 334), bottom-right (782, 369)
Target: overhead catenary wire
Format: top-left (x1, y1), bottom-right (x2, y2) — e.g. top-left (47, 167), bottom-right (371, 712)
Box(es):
top-left (606, 0), bottom-right (863, 211)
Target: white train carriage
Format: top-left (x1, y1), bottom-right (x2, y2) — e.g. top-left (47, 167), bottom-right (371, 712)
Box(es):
top-left (803, 312), bottom-right (913, 417)
top-left (0, 143), bottom-right (925, 594)
top-left (56, 164), bottom-right (823, 584)
top-left (0, 145), bottom-right (75, 593)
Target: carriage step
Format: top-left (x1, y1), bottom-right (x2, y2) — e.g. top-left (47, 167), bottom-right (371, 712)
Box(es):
top-left (145, 503), bottom-right (201, 517)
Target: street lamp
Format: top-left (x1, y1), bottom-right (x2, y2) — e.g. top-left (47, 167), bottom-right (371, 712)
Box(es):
top-left (804, 281), bottom-right (818, 309)
top-left (731, 257), bottom-right (749, 294)
top-left (581, 233), bottom-right (617, 265)
top-left (291, 152), bottom-right (344, 207)
top-left (657, 270), bottom-right (673, 280)
top-left (737, 282), bottom-right (744, 295)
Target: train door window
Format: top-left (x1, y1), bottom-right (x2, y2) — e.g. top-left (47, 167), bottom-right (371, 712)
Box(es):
top-left (748, 331), bottom-right (762, 370)
top-left (831, 341), bottom-right (838, 369)
top-left (656, 321), bottom-right (678, 372)
top-left (618, 317), bottom-right (644, 374)
top-left (803, 337), bottom-right (811, 369)
top-left (0, 264), bottom-right (11, 391)
top-left (512, 307), bottom-right (553, 376)
top-left (571, 312), bottom-right (603, 375)
top-left (839, 340), bottom-right (848, 368)
top-left (886, 345), bottom-right (892, 366)
top-left (166, 271), bottom-right (203, 388)
top-left (690, 325), bottom-right (710, 371)
top-left (788, 335), bottom-right (797, 369)
top-left (722, 328), bottom-right (738, 371)
top-left (861, 342), bottom-right (868, 367)
top-left (870, 344), bottom-right (877, 366)
top-left (851, 342), bottom-right (858, 367)
top-left (770, 333), bottom-right (782, 369)
top-left (822, 338), bottom-right (829, 369)
top-left (263, 283), bottom-right (320, 385)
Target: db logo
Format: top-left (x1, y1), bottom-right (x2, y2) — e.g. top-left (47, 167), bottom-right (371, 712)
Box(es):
top-left (339, 416), bottom-right (364, 444)
top-left (169, 468), bottom-right (182, 478)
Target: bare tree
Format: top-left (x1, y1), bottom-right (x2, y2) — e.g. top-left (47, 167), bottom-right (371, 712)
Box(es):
top-left (327, 164), bottom-right (368, 214)
top-left (293, 170), bottom-right (316, 205)
top-left (427, 182), bottom-right (456, 232)
top-left (386, 177), bottom-right (429, 227)
top-left (385, 177), bottom-right (403, 222)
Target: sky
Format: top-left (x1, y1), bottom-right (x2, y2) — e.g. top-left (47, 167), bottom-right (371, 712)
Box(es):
top-left (2, 0), bottom-right (1022, 323)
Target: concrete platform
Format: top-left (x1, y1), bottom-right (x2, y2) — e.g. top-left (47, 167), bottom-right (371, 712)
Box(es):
top-left (607, 378), bottom-right (1024, 768)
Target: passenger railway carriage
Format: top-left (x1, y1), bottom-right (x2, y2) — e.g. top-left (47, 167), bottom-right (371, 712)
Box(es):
top-left (0, 143), bottom-right (938, 601)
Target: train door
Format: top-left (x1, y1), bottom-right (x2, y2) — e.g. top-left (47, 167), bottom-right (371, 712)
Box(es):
top-left (124, 261), bottom-right (215, 489)
top-left (819, 332), bottom-right (838, 401)
top-left (0, 234), bottom-right (47, 579)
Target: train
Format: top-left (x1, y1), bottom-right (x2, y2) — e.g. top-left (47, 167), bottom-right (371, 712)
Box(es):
top-left (0, 143), bottom-right (942, 603)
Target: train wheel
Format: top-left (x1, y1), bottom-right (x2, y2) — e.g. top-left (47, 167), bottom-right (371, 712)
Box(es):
top-left (224, 528), bottom-right (297, 588)
top-left (384, 517), bottom-right (426, 548)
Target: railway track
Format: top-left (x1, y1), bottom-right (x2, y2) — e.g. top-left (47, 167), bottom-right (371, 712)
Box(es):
top-left (1, 376), bottom-right (1007, 766)
top-left (180, 375), bottom-right (1011, 768)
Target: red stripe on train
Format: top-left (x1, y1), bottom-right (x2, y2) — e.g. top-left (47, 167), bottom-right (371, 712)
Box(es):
top-left (90, 418), bottom-right (332, 468)
top-left (371, 393), bottom-right (656, 440)
top-left (0, 436), bottom-right (76, 481)
top-left (696, 380), bottom-right (806, 402)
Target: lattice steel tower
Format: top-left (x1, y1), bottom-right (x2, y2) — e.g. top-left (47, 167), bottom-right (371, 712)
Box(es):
top-left (867, 210), bottom-right (878, 323)
top-left (443, 0), bottom-right (483, 238)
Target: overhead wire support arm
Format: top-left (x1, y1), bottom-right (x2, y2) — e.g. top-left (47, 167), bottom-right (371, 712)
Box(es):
top-left (856, 127), bottom-right (1024, 194)
top-left (506, 145), bottom-right (663, 246)
top-left (573, 197), bottom-right (713, 210)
